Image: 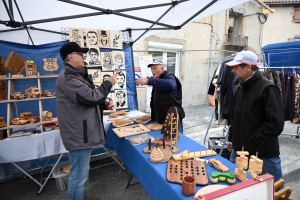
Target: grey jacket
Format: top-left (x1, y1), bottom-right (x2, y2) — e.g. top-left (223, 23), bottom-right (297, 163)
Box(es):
top-left (56, 64), bottom-right (112, 151)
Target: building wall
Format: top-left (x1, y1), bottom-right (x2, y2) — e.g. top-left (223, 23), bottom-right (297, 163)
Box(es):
top-left (262, 6), bottom-right (300, 46)
top-left (132, 2), bottom-right (263, 107)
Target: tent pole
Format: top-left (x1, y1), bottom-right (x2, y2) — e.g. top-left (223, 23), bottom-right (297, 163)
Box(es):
top-left (29, 27), bottom-right (68, 36)
top-left (58, 0), bottom-right (175, 29)
top-left (2, 0), bottom-right (14, 21)
top-left (13, 0), bottom-right (34, 45)
top-left (0, 27), bottom-right (24, 33)
top-left (181, 0), bottom-right (218, 27)
top-left (8, 0), bottom-right (14, 20)
top-left (134, 3), bottom-right (177, 43)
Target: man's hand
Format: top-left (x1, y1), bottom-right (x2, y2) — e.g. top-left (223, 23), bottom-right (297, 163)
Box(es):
top-left (108, 74), bottom-right (117, 85)
top-left (105, 100), bottom-right (115, 110)
top-left (227, 141), bottom-right (233, 152)
top-left (135, 77), bottom-right (148, 85)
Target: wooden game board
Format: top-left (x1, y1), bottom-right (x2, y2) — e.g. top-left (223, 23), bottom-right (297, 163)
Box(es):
top-left (172, 149), bottom-right (217, 161)
top-left (167, 160), bottom-right (208, 185)
top-left (146, 122), bottom-right (163, 130)
top-left (112, 124), bottom-right (150, 138)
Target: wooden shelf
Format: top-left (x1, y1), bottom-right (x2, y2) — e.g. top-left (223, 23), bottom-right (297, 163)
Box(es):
top-left (0, 118), bottom-right (58, 131)
top-left (0, 74), bottom-right (58, 80)
top-left (0, 96), bottom-right (56, 104)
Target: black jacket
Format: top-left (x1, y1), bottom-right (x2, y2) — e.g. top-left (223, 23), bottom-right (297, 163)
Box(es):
top-left (150, 71), bottom-right (185, 123)
top-left (228, 71), bottom-right (284, 158)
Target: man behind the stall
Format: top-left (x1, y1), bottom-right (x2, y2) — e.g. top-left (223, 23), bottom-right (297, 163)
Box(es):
top-left (135, 60), bottom-right (185, 132)
top-left (56, 42), bottom-right (116, 200)
top-left (226, 50), bottom-right (284, 183)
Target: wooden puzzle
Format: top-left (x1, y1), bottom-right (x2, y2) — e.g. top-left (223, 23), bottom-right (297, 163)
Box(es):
top-left (167, 160), bottom-right (208, 186)
top-left (146, 122), bottom-right (163, 130)
top-left (132, 114), bottom-right (151, 124)
top-left (210, 171), bottom-right (236, 184)
top-left (112, 119), bottom-right (134, 128)
top-left (112, 124), bottom-right (150, 138)
top-left (5, 51), bottom-right (25, 75)
top-left (172, 149), bottom-right (217, 161)
top-left (234, 148), bottom-right (249, 182)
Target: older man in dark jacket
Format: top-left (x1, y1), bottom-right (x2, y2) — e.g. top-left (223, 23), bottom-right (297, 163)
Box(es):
top-left (56, 42), bottom-right (116, 200)
top-left (226, 50), bottom-right (284, 183)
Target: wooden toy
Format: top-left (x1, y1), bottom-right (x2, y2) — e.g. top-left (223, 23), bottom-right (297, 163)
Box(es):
top-left (112, 119), bottom-right (134, 128)
top-left (150, 145), bottom-right (164, 162)
top-left (10, 92), bottom-right (26, 100)
top-left (208, 158), bottom-right (229, 172)
top-left (112, 124), bottom-right (150, 138)
top-left (42, 90), bottom-right (54, 97)
top-left (146, 122), bottom-right (163, 130)
top-left (42, 110), bottom-right (53, 121)
top-left (0, 56), bottom-right (6, 76)
top-left (25, 60), bottom-right (37, 76)
top-left (10, 118), bottom-right (29, 125)
top-left (132, 114), bottom-right (151, 124)
top-left (172, 149), bottom-right (217, 161)
top-left (248, 154), bottom-right (263, 181)
top-left (20, 112), bottom-right (40, 123)
top-left (143, 138), bottom-right (172, 162)
top-left (167, 160), bottom-right (208, 186)
top-left (234, 147), bottom-right (249, 182)
top-left (25, 86), bottom-right (41, 98)
top-left (210, 171), bottom-right (236, 184)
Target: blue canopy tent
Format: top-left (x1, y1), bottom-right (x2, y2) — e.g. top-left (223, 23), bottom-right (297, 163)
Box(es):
top-left (262, 40), bottom-right (300, 68)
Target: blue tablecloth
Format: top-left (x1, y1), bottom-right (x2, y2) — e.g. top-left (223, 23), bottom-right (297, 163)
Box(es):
top-left (105, 123), bottom-right (251, 200)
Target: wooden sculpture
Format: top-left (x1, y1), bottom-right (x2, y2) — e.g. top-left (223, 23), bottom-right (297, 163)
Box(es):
top-left (234, 147), bottom-right (249, 182)
top-left (248, 153), bottom-right (263, 181)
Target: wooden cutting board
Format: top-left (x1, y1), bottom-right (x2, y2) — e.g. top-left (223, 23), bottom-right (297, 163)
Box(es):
top-left (113, 124), bottom-right (151, 138)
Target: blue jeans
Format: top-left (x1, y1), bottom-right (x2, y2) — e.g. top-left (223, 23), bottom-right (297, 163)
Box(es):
top-left (67, 148), bottom-right (92, 200)
top-left (229, 149), bottom-right (283, 183)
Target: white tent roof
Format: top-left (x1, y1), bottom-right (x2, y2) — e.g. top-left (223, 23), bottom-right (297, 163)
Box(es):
top-left (0, 0), bottom-right (250, 45)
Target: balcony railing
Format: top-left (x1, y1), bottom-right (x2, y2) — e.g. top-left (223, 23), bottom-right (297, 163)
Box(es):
top-left (224, 34), bottom-right (248, 47)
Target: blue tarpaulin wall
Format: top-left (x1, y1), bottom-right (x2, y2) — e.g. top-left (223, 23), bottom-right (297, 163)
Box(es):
top-left (0, 40), bottom-right (137, 122)
top-left (262, 40), bottom-right (300, 68)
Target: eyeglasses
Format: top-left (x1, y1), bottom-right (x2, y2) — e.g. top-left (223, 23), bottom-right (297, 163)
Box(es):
top-left (71, 52), bottom-right (84, 57)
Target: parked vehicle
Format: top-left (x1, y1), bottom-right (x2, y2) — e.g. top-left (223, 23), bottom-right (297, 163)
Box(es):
top-left (10, 92), bottom-right (26, 100)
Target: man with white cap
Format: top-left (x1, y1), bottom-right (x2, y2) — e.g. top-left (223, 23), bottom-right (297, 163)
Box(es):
top-left (226, 50), bottom-right (284, 183)
top-left (135, 60), bottom-right (185, 133)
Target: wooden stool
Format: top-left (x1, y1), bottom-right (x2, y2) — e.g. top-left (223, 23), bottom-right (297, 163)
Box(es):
top-left (274, 178), bottom-right (298, 200)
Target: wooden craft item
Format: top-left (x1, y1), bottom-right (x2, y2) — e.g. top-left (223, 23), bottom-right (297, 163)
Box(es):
top-left (208, 158), bottom-right (229, 172)
top-left (43, 58), bottom-right (59, 73)
top-left (109, 109), bottom-right (127, 118)
top-left (5, 51), bottom-right (25, 74)
top-left (248, 155), bottom-right (263, 181)
top-left (161, 107), bottom-right (180, 141)
top-left (234, 147), bottom-right (249, 182)
top-left (132, 114), bottom-right (151, 124)
top-left (0, 117), bottom-right (7, 128)
top-left (112, 119), bottom-right (134, 128)
top-left (146, 122), bottom-right (163, 130)
top-left (0, 56), bottom-right (6, 75)
top-left (194, 185), bottom-right (228, 198)
top-left (182, 175), bottom-right (196, 196)
top-left (112, 124), bottom-right (150, 138)
top-left (172, 149), bottom-right (217, 161)
top-left (0, 81), bottom-right (6, 100)
top-left (25, 60), bottom-right (37, 76)
top-left (210, 171), bottom-right (236, 184)
top-left (167, 160), bottom-right (208, 186)
top-left (63, 163), bottom-right (70, 174)
top-left (150, 146), bottom-right (164, 162)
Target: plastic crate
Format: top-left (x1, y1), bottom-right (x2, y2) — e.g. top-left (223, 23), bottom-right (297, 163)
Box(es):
top-left (208, 136), bottom-right (231, 160)
top-left (52, 161), bottom-right (70, 191)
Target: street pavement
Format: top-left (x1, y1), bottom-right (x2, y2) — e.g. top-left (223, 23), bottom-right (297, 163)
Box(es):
top-left (0, 105), bottom-right (299, 199)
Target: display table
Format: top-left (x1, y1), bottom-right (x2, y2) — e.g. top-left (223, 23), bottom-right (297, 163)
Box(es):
top-left (105, 123), bottom-right (252, 200)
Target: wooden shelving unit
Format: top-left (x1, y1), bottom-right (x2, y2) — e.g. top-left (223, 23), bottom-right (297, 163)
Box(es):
top-left (0, 73), bottom-right (58, 137)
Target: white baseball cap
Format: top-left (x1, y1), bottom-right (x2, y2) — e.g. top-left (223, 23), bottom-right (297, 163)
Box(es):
top-left (147, 60), bottom-right (166, 69)
top-left (226, 50), bottom-right (258, 66)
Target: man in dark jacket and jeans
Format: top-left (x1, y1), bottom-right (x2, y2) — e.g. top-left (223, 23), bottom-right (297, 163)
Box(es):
top-left (135, 60), bottom-right (185, 133)
top-left (226, 50), bottom-right (284, 183)
top-left (56, 42), bottom-right (116, 200)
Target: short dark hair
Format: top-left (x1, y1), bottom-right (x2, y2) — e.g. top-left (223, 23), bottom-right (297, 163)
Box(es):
top-left (117, 71), bottom-right (125, 78)
top-left (89, 48), bottom-right (99, 55)
top-left (87, 31), bottom-right (97, 36)
top-left (116, 91), bottom-right (126, 97)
